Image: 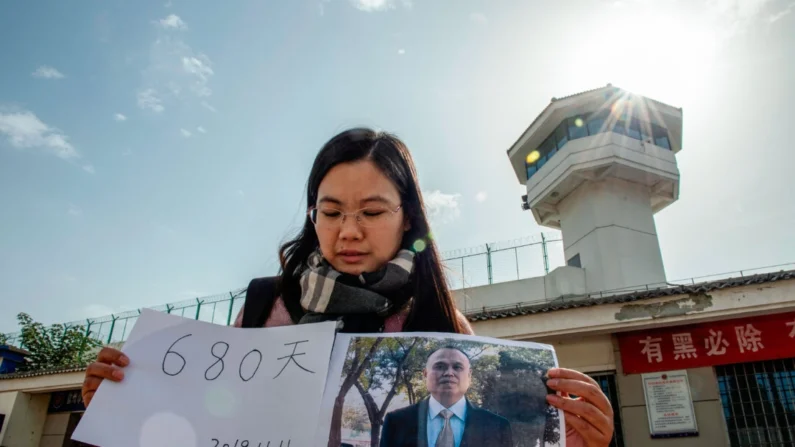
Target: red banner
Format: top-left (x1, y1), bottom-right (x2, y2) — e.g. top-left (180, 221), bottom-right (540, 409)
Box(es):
top-left (618, 311), bottom-right (795, 374)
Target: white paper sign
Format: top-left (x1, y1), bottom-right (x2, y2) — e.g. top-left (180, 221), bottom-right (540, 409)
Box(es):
top-left (641, 370), bottom-right (698, 438)
top-left (72, 309), bottom-right (337, 447)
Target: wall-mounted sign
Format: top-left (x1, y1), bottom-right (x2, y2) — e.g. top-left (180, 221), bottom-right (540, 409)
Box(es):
top-left (48, 389), bottom-right (85, 413)
top-left (641, 370), bottom-right (698, 438)
top-left (618, 311), bottom-right (795, 374)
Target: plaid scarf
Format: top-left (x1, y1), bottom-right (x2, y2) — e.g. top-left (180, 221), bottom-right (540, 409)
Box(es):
top-left (298, 249), bottom-right (415, 333)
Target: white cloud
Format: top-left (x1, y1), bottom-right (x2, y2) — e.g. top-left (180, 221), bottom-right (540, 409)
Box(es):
top-left (469, 12), bottom-right (488, 25)
top-left (139, 37), bottom-right (215, 107)
top-left (32, 65), bottom-right (65, 79)
top-left (707, 0), bottom-right (773, 35)
top-left (0, 110), bottom-right (79, 159)
top-left (350, 0), bottom-right (411, 12)
top-left (180, 128), bottom-right (192, 138)
top-left (179, 290), bottom-right (205, 298)
top-left (137, 88), bottom-right (165, 113)
top-left (58, 273), bottom-right (78, 283)
top-left (423, 190), bottom-right (461, 225)
top-left (82, 164), bottom-right (95, 174)
top-left (83, 304), bottom-right (113, 317)
top-left (114, 113), bottom-right (127, 122)
top-left (475, 191), bottom-right (488, 203)
top-left (612, 0), bottom-right (778, 38)
top-left (318, 0), bottom-right (332, 15)
top-left (397, 48), bottom-right (406, 55)
top-left (196, 126), bottom-right (206, 133)
top-left (82, 303), bottom-right (134, 318)
top-left (768, 2), bottom-right (795, 22)
top-left (201, 101), bottom-right (217, 112)
top-left (182, 55), bottom-right (214, 96)
top-left (155, 14), bottom-right (187, 30)
top-left (68, 204), bottom-right (82, 216)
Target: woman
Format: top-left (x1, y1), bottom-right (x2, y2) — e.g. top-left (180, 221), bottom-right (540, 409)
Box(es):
top-left (81, 128), bottom-right (614, 446)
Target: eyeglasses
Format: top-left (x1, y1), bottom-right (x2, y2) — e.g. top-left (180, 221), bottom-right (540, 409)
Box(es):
top-left (308, 204), bottom-right (403, 229)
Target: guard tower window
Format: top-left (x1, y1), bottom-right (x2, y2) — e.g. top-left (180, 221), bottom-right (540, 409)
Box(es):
top-left (652, 123), bottom-right (671, 149)
top-left (613, 117), bottom-right (627, 136)
top-left (640, 120), bottom-right (653, 142)
top-left (627, 118), bottom-right (642, 140)
top-left (587, 111), bottom-right (608, 135)
top-left (568, 116), bottom-right (589, 140)
top-left (524, 109), bottom-right (673, 181)
top-left (555, 121), bottom-right (568, 151)
top-left (540, 135), bottom-right (555, 155)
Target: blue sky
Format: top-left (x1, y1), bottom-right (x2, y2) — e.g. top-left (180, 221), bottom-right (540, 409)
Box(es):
top-left (2, 0), bottom-right (795, 332)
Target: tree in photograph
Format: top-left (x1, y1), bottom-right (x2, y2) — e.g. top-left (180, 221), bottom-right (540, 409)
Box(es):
top-left (480, 349), bottom-right (558, 447)
top-left (342, 406), bottom-right (370, 434)
top-left (355, 338), bottom-right (420, 446)
top-left (12, 313), bottom-right (101, 372)
top-left (328, 337), bottom-right (383, 447)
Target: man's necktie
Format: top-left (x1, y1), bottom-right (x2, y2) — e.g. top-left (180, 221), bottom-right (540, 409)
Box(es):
top-left (436, 409), bottom-right (455, 447)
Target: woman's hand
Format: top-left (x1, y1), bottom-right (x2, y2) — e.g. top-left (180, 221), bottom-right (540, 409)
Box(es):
top-left (545, 367), bottom-right (615, 447)
top-left (81, 347), bottom-right (130, 407)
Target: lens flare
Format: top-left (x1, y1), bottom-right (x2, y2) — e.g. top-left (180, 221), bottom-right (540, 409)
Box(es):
top-left (611, 99), bottom-right (627, 117)
top-left (413, 239), bottom-right (427, 252)
top-left (525, 150), bottom-right (540, 164)
top-left (205, 385), bottom-right (237, 418)
top-left (139, 412), bottom-right (197, 447)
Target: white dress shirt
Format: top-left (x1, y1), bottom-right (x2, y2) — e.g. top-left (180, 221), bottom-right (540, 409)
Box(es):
top-left (427, 396), bottom-right (468, 447)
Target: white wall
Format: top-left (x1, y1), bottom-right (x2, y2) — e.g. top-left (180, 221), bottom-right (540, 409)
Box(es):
top-left (0, 391), bottom-right (18, 443)
top-left (544, 334), bottom-right (616, 372)
top-left (558, 176), bottom-right (659, 240)
top-left (40, 413), bottom-right (69, 447)
top-left (559, 177), bottom-right (667, 293)
top-left (0, 391), bottom-right (49, 447)
top-left (453, 266), bottom-right (586, 312)
top-left (0, 371), bottom-right (87, 394)
top-left (471, 278), bottom-right (795, 340)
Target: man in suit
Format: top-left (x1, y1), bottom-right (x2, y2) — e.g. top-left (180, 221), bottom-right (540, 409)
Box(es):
top-left (380, 346), bottom-right (513, 447)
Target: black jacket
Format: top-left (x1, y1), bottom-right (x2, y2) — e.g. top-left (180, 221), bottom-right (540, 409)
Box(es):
top-left (379, 398), bottom-right (513, 447)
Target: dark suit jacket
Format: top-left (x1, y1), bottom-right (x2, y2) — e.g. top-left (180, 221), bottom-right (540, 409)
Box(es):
top-left (379, 398), bottom-right (513, 447)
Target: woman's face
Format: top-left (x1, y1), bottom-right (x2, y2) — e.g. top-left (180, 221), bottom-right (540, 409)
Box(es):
top-left (314, 160), bottom-right (409, 275)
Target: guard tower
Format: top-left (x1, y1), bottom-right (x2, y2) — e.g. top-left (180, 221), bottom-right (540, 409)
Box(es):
top-left (507, 85), bottom-right (683, 294)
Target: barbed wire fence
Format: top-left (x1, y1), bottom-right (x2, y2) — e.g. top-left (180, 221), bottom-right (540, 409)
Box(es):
top-left (0, 233), bottom-right (565, 349)
top-left (442, 233), bottom-right (565, 290)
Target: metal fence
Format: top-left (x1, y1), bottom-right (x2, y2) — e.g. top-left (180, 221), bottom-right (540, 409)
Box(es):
top-left (5, 232), bottom-right (793, 351)
top-left (442, 232), bottom-right (564, 290)
top-left (457, 261), bottom-right (795, 319)
top-left (0, 233), bottom-right (564, 349)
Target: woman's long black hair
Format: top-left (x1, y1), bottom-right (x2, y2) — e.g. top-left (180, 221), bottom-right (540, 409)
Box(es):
top-left (277, 128), bottom-right (467, 334)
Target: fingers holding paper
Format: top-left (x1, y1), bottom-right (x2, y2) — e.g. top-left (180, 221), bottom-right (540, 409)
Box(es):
top-left (82, 347), bottom-right (130, 407)
top-left (545, 367), bottom-right (614, 447)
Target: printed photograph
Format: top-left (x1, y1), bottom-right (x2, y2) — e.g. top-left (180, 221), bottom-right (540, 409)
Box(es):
top-left (320, 334), bottom-right (562, 447)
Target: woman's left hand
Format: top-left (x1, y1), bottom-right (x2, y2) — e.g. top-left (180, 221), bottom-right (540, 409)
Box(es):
top-left (545, 367), bottom-right (615, 447)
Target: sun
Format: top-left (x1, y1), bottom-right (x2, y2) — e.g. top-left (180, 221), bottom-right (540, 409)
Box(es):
top-left (558, 5), bottom-right (720, 107)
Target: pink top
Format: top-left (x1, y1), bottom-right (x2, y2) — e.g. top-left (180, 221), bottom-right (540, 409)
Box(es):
top-left (233, 296), bottom-right (473, 334)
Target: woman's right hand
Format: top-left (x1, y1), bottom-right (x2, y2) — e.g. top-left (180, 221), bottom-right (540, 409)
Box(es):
top-left (81, 347), bottom-right (130, 407)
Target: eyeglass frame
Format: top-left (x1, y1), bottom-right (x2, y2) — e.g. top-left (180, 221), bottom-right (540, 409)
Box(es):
top-left (307, 204), bottom-right (404, 228)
